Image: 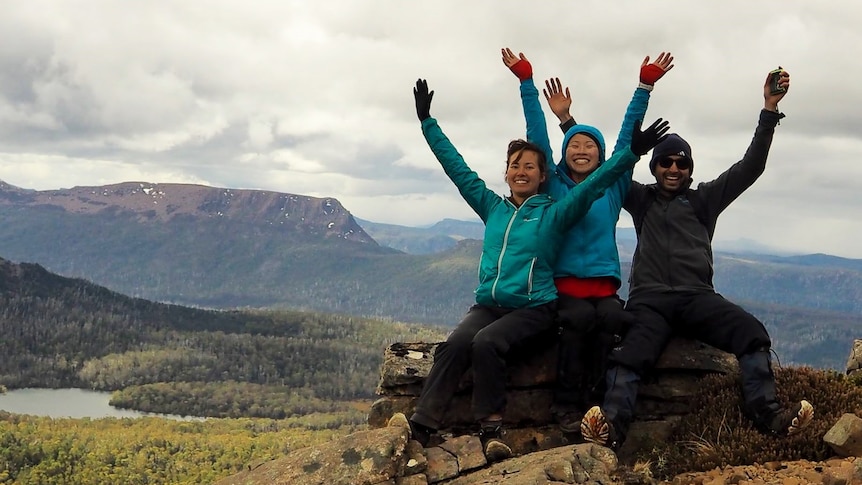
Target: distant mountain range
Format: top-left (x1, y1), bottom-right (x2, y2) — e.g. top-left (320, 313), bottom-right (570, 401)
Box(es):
top-left (360, 214), bottom-right (862, 313)
top-left (361, 218), bottom-right (797, 259)
top-left (355, 217), bottom-right (485, 254)
top-left (0, 179), bottom-right (859, 369)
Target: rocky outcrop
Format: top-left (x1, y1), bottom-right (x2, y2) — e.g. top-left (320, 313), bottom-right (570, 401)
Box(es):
top-left (214, 420), bottom-right (862, 485)
top-left (667, 457), bottom-right (862, 485)
top-left (213, 426), bottom-right (412, 485)
top-left (825, 413), bottom-right (862, 458)
top-left (848, 339), bottom-right (862, 377)
top-left (369, 337), bottom-right (738, 459)
top-left (217, 337), bottom-right (862, 485)
top-left (213, 421), bottom-right (624, 485)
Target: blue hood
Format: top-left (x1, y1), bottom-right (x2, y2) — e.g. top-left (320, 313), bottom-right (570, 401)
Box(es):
top-left (561, 124), bottom-right (607, 166)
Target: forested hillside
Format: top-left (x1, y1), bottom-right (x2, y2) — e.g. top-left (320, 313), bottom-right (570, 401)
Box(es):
top-left (0, 257), bottom-right (447, 417)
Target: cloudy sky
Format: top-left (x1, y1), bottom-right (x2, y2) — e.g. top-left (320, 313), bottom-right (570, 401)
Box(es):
top-left (1, 1), bottom-right (860, 258)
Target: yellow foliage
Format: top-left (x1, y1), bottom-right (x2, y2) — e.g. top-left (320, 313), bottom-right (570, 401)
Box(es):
top-left (0, 412), bottom-right (361, 485)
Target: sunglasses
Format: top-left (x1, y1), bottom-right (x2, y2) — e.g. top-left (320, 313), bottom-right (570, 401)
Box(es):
top-left (657, 157), bottom-right (692, 171)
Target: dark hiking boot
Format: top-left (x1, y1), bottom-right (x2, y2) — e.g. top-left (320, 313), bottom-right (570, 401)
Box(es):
top-left (478, 423), bottom-right (512, 462)
top-left (580, 406), bottom-right (619, 449)
top-left (387, 412), bottom-right (434, 447)
top-left (553, 409), bottom-right (585, 435)
top-left (758, 400), bottom-right (815, 436)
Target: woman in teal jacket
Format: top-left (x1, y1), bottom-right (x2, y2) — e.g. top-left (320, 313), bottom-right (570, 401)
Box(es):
top-left (396, 79), bottom-right (668, 461)
top-left (502, 48), bottom-right (674, 433)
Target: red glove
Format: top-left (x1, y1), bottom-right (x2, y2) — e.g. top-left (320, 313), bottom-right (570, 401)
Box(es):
top-left (640, 64), bottom-right (665, 85)
top-left (509, 59), bottom-right (533, 81)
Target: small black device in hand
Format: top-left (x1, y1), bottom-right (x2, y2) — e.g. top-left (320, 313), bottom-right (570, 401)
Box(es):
top-left (768, 67), bottom-right (785, 96)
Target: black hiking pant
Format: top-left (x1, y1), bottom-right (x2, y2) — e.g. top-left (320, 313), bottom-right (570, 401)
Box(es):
top-left (602, 290), bottom-right (772, 441)
top-left (411, 301), bottom-right (557, 430)
top-left (553, 294), bottom-right (633, 415)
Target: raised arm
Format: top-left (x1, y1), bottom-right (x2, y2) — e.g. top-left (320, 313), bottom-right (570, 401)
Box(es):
top-left (543, 77), bottom-right (575, 127)
top-left (544, 77), bottom-right (579, 135)
top-left (612, 52), bottom-right (674, 155)
top-left (698, 69), bottom-right (790, 214)
top-left (502, 47), bottom-right (554, 173)
top-left (414, 79), bottom-right (499, 221)
top-left (554, 118), bottom-right (670, 228)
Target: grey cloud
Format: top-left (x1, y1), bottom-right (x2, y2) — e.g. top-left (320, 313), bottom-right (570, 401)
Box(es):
top-left (0, 53), bottom-right (48, 107)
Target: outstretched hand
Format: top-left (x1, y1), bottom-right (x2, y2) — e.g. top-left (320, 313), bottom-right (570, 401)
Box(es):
top-left (640, 52), bottom-right (674, 86)
top-left (543, 77), bottom-right (573, 123)
top-left (414, 79), bottom-right (434, 122)
top-left (501, 47), bottom-right (533, 81)
top-left (631, 118), bottom-right (670, 156)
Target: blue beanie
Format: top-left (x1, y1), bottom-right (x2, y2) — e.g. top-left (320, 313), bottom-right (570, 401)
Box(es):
top-left (649, 133), bottom-right (694, 174)
top-left (561, 124), bottom-right (606, 165)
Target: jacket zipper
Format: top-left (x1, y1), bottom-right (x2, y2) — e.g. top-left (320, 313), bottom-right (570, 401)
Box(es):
top-left (491, 195), bottom-right (542, 305)
top-left (662, 199), bottom-right (672, 287)
top-left (491, 206), bottom-right (519, 305)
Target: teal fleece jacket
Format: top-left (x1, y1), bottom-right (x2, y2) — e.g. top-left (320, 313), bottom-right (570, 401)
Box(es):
top-left (421, 117), bottom-right (639, 309)
top-left (519, 79), bottom-right (650, 287)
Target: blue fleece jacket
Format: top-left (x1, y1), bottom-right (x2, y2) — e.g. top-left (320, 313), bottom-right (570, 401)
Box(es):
top-left (420, 117), bottom-right (638, 309)
top-left (519, 79), bottom-right (650, 287)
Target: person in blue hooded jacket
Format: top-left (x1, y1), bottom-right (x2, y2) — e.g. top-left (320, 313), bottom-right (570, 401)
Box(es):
top-left (502, 48), bottom-right (673, 433)
top-left (388, 78), bottom-right (668, 462)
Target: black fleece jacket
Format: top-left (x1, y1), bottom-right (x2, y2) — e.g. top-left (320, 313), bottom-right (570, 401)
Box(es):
top-left (624, 109), bottom-right (784, 298)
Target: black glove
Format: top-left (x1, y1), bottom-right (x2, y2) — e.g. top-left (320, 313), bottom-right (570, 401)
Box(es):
top-left (414, 78), bottom-right (434, 121)
top-left (630, 118), bottom-right (670, 156)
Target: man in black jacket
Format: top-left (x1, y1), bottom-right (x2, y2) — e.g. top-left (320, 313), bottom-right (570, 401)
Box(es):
top-left (578, 68), bottom-right (814, 450)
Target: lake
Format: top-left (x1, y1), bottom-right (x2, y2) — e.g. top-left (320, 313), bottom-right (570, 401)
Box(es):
top-left (0, 388), bottom-right (201, 420)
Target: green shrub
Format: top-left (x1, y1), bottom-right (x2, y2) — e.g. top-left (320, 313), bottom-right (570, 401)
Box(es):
top-left (638, 366), bottom-right (862, 479)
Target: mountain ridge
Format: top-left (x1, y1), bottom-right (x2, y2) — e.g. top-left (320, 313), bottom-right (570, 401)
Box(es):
top-left (0, 179), bottom-right (375, 244)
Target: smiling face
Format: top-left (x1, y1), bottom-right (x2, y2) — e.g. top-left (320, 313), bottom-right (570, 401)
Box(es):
top-left (505, 148), bottom-right (546, 206)
top-left (653, 154), bottom-right (692, 196)
top-left (564, 133), bottom-right (600, 182)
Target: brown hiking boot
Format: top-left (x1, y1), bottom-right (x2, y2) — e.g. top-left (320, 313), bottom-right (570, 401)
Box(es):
top-left (766, 400), bottom-right (814, 436)
top-left (581, 406), bottom-right (615, 448)
top-left (387, 412), bottom-right (433, 447)
top-left (479, 423), bottom-right (512, 462)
